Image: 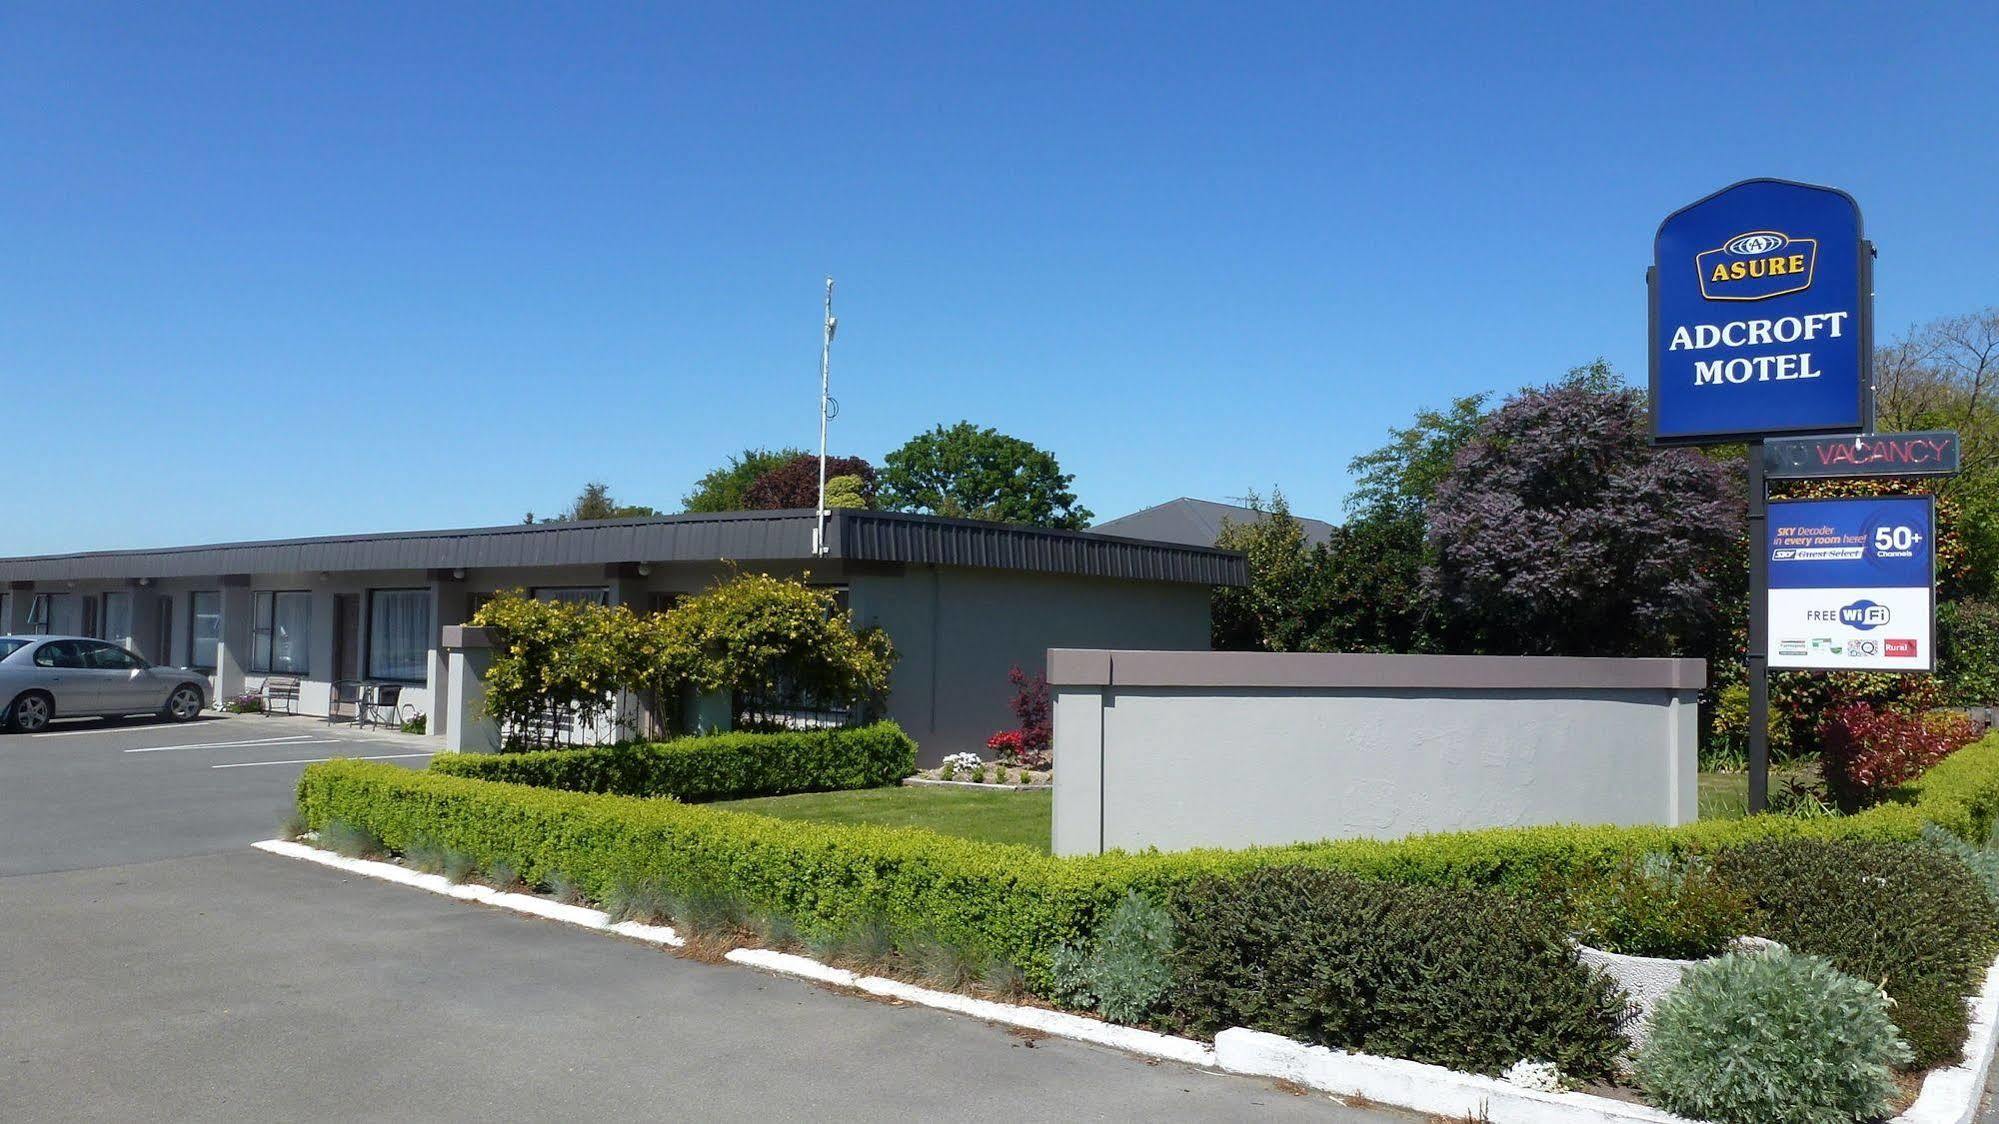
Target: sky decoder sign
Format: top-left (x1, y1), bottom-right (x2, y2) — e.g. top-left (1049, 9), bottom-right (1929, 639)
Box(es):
top-left (1651, 179), bottom-right (1872, 445)
top-left (1767, 495), bottom-right (1935, 672)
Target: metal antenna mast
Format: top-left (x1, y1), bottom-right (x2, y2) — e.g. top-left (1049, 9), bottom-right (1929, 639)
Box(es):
top-left (814, 278), bottom-right (838, 556)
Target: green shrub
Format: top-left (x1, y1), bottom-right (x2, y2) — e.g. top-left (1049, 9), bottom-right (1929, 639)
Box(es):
top-left (1923, 820), bottom-right (1999, 905)
top-left (1715, 839), bottom-right (1999, 1068)
top-left (319, 819), bottom-right (382, 858)
top-left (1048, 892), bottom-right (1176, 1024)
top-left (602, 874), bottom-right (672, 924)
top-left (1634, 948), bottom-right (1909, 1124)
top-left (296, 734), bottom-right (1999, 1008)
top-left (1564, 852), bottom-right (1753, 959)
top-left (1939, 599), bottom-right (1999, 707)
top-left (428, 722), bottom-right (917, 801)
top-left (1168, 867), bottom-right (1627, 1080)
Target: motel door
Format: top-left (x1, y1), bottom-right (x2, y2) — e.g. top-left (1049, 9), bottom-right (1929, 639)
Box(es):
top-left (332, 594), bottom-right (361, 680)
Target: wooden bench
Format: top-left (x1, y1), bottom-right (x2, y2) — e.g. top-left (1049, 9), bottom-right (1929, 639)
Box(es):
top-left (260, 677), bottom-right (301, 717)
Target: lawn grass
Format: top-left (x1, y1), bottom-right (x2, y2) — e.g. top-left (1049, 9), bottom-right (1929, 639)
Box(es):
top-left (712, 771), bottom-right (1795, 845)
top-left (1698, 765), bottom-right (1820, 820)
top-left (709, 785), bottom-right (1054, 852)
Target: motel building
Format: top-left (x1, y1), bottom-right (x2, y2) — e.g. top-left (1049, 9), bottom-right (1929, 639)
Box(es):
top-left (0, 509), bottom-right (1239, 761)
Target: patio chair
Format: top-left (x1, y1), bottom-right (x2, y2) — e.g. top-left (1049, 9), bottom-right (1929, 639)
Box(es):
top-left (359, 683), bottom-right (404, 730)
top-left (326, 680), bottom-right (363, 725)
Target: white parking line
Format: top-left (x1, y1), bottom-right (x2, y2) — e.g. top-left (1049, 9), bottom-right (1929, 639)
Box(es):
top-left (31, 724), bottom-right (199, 738)
top-left (125, 735), bottom-right (327, 754)
top-left (211, 752), bottom-right (434, 769)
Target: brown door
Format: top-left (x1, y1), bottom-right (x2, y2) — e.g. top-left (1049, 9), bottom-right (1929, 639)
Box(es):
top-left (333, 594), bottom-right (361, 680)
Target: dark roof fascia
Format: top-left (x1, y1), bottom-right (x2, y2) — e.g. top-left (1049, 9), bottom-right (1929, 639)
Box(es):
top-left (0, 509), bottom-right (1246, 588)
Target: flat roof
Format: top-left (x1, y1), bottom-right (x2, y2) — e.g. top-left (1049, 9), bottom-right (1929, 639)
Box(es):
top-left (0, 509), bottom-right (1245, 587)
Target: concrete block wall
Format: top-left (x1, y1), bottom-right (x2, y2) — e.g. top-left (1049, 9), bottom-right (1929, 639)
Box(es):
top-left (1049, 650), bottom-right (1705, 856)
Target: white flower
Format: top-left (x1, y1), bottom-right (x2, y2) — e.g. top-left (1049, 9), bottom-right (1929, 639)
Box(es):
top-left (1501, 1059), bottom-right (1563, 1093)
top-left (942, 752), bottom-right (984, 772)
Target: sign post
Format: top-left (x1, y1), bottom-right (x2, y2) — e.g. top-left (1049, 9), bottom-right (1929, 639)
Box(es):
top-left (1747, 450), bottom-right (1770, 812)
top-left (1651, 179), bottom-right (1874, 812)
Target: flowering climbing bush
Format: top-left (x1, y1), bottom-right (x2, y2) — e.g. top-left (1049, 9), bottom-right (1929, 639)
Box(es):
top-left (473, 574), bottom-right (895, 749)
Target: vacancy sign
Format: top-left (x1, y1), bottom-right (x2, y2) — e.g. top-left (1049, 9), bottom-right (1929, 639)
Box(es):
top-left (1767, 496), bottom-right (1935, 671)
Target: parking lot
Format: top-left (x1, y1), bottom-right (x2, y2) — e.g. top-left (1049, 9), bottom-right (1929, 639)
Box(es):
top-left (0, 713), bottom-right (1410, 1122)
top-left (0, 713), bottom-right (432, 876)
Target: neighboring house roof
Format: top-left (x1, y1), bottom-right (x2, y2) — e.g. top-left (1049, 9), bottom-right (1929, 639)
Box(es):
top-left (1089, 498), bottom-right (1336, 548)
top-left (0, 509), bottom-right (1245, 587)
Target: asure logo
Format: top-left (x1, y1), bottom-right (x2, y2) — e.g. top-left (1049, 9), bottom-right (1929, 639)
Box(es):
top-left (1839, 600), bottom-right (1890, 630)
top-left (1697, 230), bottom-right (1817, 301)
top-left (1886, 639), bottom-right (1919, 658)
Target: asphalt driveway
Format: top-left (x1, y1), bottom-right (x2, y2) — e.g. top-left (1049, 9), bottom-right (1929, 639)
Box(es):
top-left (0, 715), bottom-right (1408, 1122)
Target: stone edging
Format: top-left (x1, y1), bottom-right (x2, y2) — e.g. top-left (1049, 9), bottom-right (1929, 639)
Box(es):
top-left (899, 777), bottom-right (1043, 792)
top-left (252, 839), bottom-right (1999, 1123)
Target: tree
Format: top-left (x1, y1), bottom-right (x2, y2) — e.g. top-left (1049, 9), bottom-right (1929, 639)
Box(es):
top-left (879, 422), bottom-right (1092, 528)
top-left (1212, 490), bottom-right (1440, 655)
top-left (1426, 379), bottom-right (1743, 657)
top-left (528, 482), bottom-right (663, 523)
top-left (822, 474), bottom-right (869, 510)
top-left (741, 454), bottom-right (877, 510)
top-left (682, 447), bottom-right (809, 513)
top-left (1874, 308), bottom-right (1999, 598)
top-left (1212, 492), bottom-right (1321, 651)
top-left (1346, 391), bottom-right (1490, 521)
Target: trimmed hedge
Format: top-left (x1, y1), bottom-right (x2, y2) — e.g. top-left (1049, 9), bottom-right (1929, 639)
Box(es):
top-left (1714, 839), bottom-right (1999, 1068)
top-left (427, 722), bottom-right (916, 802)
top-left (299, 734), bottom-right (1999, 998)
top-left (1169, 866), bottom-right (1628, 1079)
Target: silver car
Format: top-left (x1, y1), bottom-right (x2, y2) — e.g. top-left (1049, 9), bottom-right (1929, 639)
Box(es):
top-left (0, 635), bottom-right (209, 733)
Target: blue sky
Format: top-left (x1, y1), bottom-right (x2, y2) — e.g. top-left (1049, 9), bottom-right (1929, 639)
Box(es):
top-left (4, 3), bottom-right (1995, 554)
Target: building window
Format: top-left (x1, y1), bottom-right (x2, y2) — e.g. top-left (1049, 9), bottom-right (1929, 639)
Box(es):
top-left (531, 586), bottom-right (610, 605)
top-left (647, 592), bottom-right (684, 615)
top-left (28, 593), bottom-right (83, 636)
top-left (367, 589), bottom-right (431, 682)
top-left (190, 592), bottom-right (221, 670)
top-left (0, 592), bottom-right (9, 632)
top-left (102, 592), bottom-right (133, 651)
top-left (252, 591), bottom-right (311, 675)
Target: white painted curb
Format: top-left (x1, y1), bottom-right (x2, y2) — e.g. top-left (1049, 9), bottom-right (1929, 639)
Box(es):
top-left (251, 839), bottom-right (682, 946)
top-left (254, 839), bottom-right (1999, 1122)
top-left (1214, 1029), bottom-right (1695, 1124)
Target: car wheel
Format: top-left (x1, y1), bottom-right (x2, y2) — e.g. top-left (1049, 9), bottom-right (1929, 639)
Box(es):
top-left (164, 684), bottom-right (204, 723)
top-left (8, 691), bottom-right (53, 733)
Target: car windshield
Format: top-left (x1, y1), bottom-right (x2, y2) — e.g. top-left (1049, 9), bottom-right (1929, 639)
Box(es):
top-left (0, 639), bottom-right (28, 660)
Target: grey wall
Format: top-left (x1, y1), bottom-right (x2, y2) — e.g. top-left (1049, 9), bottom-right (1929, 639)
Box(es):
top-left (1050, 651), bottom-right (1703, 856)
top-left (850, 569), bottom-right (1212, 764)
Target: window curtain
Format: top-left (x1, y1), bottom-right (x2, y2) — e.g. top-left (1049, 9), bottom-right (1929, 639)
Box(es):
top-left (368, 590), bottom-right (431, 681)
top-left (191, 592), bottom-right (221, 669)
top-left (103, 592), bottom-right (133, 650)
top-left (273, 592), bottom-right (310, 674)
top-left (48, 594), bottom-right (83, 636)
